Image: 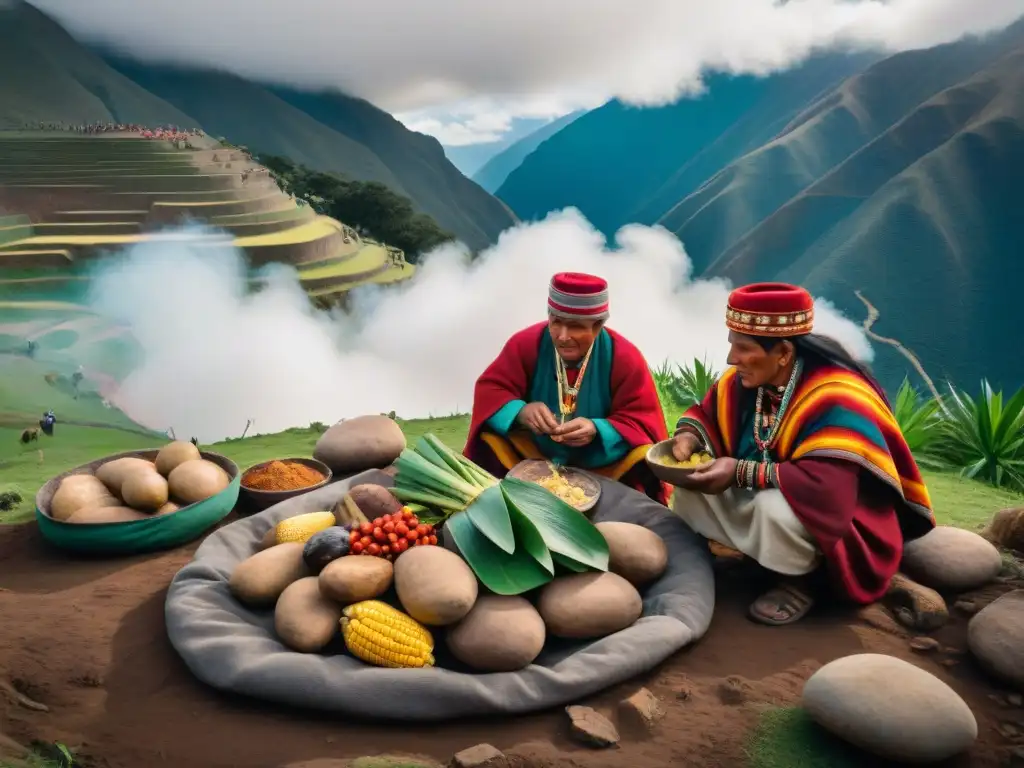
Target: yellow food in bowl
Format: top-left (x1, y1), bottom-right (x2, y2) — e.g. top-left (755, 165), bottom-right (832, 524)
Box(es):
top-left (656, 451), bottom-right (714, 469)
top-left (535, 471), bottom-right (589, 506)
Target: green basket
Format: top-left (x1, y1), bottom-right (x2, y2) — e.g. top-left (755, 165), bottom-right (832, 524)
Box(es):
top-left (35, 449), bottom-right (240, 555)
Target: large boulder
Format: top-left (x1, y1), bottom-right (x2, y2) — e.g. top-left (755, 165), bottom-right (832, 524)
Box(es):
top-left (968, 589), bottom-right (1024, 691)
top-left (901, 525), bottom-right (1003, 592)
top-left (313, 415), bottom-right (406, 475)
top-left (802, 653), bottom-right (977, 763)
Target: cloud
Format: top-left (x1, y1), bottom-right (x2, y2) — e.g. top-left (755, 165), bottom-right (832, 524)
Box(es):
top-left (83, 211), bottom-right (872, 442)
top-left (27, 0), bottom-right (1024, 129)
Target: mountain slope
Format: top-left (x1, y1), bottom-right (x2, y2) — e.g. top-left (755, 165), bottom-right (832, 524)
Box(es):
top-left (495, 53), bottom-right (878, 235)
top-left (695, 37), bottom-right (1024, 392)
top-left (474, 110), bottom-right (586, 193)
top-left (0, 0), bottom-right (197, 128)
top-left (444, 116), bottom-right (556, 177)
top-left (268, 87), bottom-right (516, 250)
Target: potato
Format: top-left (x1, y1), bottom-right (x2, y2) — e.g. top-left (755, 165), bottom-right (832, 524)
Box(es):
top-left (393, 546), bottom-right (478, 626)
top-left (274, 577), bottom-right (343, 652)
top-left (446, 595), bottom-right (546, 672)
top-left (168, 459), bottom-right (230, 505)
top-left (319, 556), bottom-right (393, 604)
top-left (155, 440), bottom-right (202, 477)
top-left (50, 474), bottom-right (121, 521)
top-left (595, 521), bottom-right (669, 587)
top-left (229, 542), bottom-right (309, 607)
top-left (538, 572), bottom-right (643, 639)
top-left (66, 506), bottom-right (152, 524)
top-left (156, 501), bottom-right (181, 515)
top-left (121, 471), bottom-right (170, 511)
top-left (96, 457), bottom-right (157, 496)
top-left (333, 483), bottom-right (402, 526)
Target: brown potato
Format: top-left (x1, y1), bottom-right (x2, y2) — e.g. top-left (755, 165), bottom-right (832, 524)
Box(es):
top-left (65, 506), bottom-right (152, 524)
top-left (259, 526), bottom-right (278, 550)
top-left (121, 471), bottom-right (170, 511)
top-left (393, 546), bottom-right (478, 626)
top-left (96, 457), bottom-right (157, 497)
top-left (274, 577), bottom-right (343, 652)
top-left (446, 595), bottom-right (546, 672)
top-left (155, 501), bottom-right (181, 515)
top-left (155, 440), bottom-right (202, 477)
top-left (50, 475), bottom-right (121, 521)
top-left (318, 556), bottom-right (393, 605)
top-left (168, 459), bottom-right (230, 505)
top-left (538, 572), bottom-right (643, 639)
top-left (229, 543), bottom-right (309, 607)
top-left (595, 521), bottom-right (669, 587)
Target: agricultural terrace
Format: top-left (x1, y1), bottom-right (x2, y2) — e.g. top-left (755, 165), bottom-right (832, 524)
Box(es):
top-left (0, 132), bottom-right (416, 306)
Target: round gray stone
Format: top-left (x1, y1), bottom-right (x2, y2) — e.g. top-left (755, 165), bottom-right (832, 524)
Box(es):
top-left (968, 589), bottom-right (1024, 691)
top-left (901, 525), bottom-right (1003, 592)
top-left (802, 653), bottom-right (977, 763)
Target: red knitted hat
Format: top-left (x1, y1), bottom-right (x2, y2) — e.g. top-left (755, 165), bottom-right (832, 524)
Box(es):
top-left (548, 272), bottom-right (610, 321)
top-left (726, 282), bottom-right (814, 337)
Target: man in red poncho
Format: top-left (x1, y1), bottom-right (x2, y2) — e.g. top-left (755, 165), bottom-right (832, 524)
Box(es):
top-left (465, 272), bottom-right (669, 503)
top-left (670, 282), bottom-right (935, 625)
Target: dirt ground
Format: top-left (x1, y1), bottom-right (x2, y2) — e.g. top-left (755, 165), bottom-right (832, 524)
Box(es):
top-left (0, 520), bottom-right (1021, 768)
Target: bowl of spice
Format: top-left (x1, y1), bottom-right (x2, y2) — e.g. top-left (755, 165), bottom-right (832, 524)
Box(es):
top-left (239, 457), bottom-right (332, 511)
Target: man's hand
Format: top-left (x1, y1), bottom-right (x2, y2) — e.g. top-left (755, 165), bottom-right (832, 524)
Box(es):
top-left (552, 417), bottom-right (597, 447)
top-left (686, 457), bottom-right (738, 495)
top-left (517, 402), bottom-right (560, 435)
top-left (672, 432), bottom-right (702, 462)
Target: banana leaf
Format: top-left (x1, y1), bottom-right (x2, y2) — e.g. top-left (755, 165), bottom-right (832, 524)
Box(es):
top-left (445, 510), bottom-right (551, 595)
top-left (505, 490), bottom-right (554, 575)
top-left (500, 477), bottom-right (609, 571)
top-left (465, 484), bottom-right (515, 554)
top-left (551, 551), bottom-right (589, 573)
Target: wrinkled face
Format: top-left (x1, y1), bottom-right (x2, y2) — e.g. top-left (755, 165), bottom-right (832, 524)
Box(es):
top-left (727, 331), bottom-right (793, 389)
top-left (548, 315), bottom-right (602, 363)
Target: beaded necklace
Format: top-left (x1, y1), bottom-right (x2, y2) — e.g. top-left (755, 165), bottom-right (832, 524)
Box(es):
top-left (555, 342), bottom-right (596, 424)
top-left (752, 357), bottom-right (804, 460)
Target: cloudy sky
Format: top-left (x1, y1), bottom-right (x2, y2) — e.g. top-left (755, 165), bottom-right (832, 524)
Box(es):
top-left (28, 0), bottom-right (1024, 146)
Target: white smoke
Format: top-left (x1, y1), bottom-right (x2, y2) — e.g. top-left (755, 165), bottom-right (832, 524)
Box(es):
top-left (85, 209), bottom-right (872, 442)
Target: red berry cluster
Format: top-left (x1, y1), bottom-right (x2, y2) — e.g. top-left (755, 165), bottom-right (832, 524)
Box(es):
top-left (349, 507), bottom-right (438, 560)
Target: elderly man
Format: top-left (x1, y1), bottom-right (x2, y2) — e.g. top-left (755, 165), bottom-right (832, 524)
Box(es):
top-left (465, 272), bottom-right (669, 502)
top-left (671, 282), bottom-right (935, 625)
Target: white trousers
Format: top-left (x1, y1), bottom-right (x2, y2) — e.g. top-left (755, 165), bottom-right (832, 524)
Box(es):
top-left (672, 487), bottom-right (821, 575)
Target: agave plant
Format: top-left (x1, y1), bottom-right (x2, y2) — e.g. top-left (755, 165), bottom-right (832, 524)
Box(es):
top-left (935, 379), bottom-right (1024, 492)
top-left (657, 356), bottom-right (721, 412)
top-left (891, 378), bottom-right (946, 467)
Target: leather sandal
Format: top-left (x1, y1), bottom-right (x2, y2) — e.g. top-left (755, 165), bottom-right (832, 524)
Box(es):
top-left (749, 582), bottom-right (815, 626)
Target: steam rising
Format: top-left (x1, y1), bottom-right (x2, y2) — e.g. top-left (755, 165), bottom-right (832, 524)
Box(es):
top-left (86, 210), bottom-right (872, 442)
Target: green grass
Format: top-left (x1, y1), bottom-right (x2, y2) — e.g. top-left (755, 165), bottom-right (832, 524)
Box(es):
top-left (747, 707), bottom-right (865, 768)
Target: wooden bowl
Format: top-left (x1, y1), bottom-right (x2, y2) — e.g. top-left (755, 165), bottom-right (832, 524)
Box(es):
top-left (644, 439), bottom-right (709, 487)
top-left (506, 459), bottom-right (601, 513)
top-left (35, 449), bottom-right (240, 555)
top-left (238, 456), bottom-right (332, 512)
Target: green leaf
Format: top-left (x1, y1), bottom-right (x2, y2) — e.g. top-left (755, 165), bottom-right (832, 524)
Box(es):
top-left (464, 484), bottom-right (516, 554)
top-left (499, 477), bottom-right (609, 571)
top-left (445, 511), bottom-right (552, 595)
top-left (413, 437), bottom-right (453, 472)
top-left (503, 488), bottom-right (554, 575)
top-left (551, 551), bottom-right (589, 573)
top-left (422, 433), bottom-right (478, 487)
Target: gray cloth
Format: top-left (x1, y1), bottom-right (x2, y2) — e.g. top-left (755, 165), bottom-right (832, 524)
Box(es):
top-left (165, 469), bottom-right (716, 720)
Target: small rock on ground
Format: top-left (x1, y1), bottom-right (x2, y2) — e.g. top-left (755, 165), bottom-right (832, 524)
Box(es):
top-left (717, 675), bottom-right (754, 705)
top-left (566, 705), bottom-right (619, 748)
top-left (902, 526), bottom-right (1003, 592)
top-left (885, 573), bottom-right (949, 630)
top-left (618, 687), bottom-right (665, 733)
top-left (968, 590), bottom-right (1024, 691)
top-left (910, 636), bottom-right (940, 652)
top-left (955, 599), bottom-right (981, 615)
top-left (802, 653), bottom-right (977, 763)
top-left (451, 744), bottom-right (504, 768)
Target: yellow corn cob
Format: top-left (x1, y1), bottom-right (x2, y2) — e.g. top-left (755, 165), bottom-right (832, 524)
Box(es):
top-left (274, 511), bottom-right (337, 545)
top-left (341, 600), bottom-right (435, 669)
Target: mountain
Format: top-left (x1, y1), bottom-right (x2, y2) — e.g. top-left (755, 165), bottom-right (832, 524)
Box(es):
top-left (496, 53), bottom-right (880, 235)
top-left (444, 116), bottom-right (557, 177)
top-left (0, 0), bottom-right (196, 128)
top-left (474, 110), bottom-right (586, 193)
top-left (0, 1), bottom-right (516, 251)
